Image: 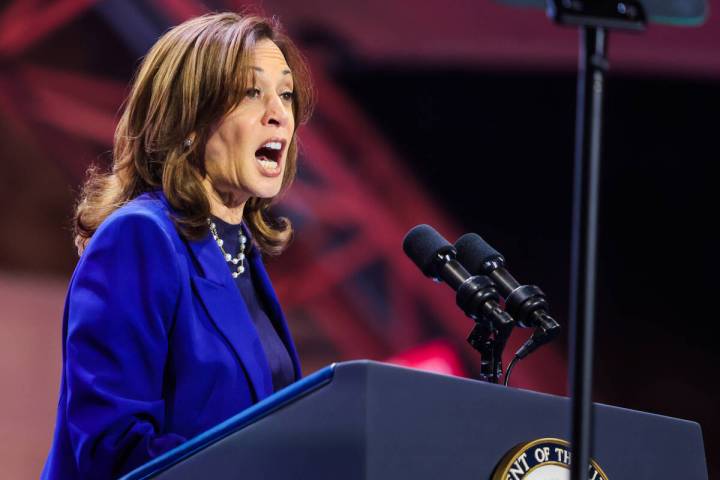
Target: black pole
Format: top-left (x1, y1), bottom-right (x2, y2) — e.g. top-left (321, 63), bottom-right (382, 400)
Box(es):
top-left (569, 25), bottom-right (608, 480)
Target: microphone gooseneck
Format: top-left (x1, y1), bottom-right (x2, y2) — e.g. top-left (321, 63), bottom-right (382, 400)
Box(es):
top-left (455, 233), bottom-right (561, 361)
top-left (403, 224), bottom-right (515, 383)
top-left (402, 225), bottom-right (514, 331)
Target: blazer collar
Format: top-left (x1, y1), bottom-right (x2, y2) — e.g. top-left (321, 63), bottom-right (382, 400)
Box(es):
top-left (155, 191), bottom-right (301, 394)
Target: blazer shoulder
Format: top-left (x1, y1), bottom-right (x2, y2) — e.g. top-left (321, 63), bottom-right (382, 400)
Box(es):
top-left (81, 192), bottom-right (184, 259)
top-left (96, 192), bottom-right (178, 242)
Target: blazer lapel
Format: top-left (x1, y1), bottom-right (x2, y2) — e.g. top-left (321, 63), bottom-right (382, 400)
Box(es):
top-left (247, 246), bottom-right (303, 381)
top-left (185, 233), bottom-right (273, 401)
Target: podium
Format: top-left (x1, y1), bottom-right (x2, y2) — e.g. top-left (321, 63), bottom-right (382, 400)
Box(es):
top-left (121, 361), bottom-right (707, 479)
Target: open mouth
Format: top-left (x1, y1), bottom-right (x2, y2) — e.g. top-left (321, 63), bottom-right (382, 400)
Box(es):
top-left (254, 140), bottom-right (284, 171)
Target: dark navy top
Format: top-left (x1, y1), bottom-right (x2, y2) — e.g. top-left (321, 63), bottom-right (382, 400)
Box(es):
top-left (211, 216), bottom-right (295, 392)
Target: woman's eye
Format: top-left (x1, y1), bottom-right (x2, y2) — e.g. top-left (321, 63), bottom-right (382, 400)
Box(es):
top-left (246, 87), bottom-right (261, 98)
top-left (280, 91), bottom-right (295, 102)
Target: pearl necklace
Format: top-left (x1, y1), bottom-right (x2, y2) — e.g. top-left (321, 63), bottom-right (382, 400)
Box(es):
top-left (208, 219), bottom-right (247, 278)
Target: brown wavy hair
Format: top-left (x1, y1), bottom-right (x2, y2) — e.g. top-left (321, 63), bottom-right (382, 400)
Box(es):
top-left (74, 12), bottom-right (314, 255)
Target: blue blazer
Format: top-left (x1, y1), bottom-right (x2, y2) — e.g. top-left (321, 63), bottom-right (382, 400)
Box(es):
top-left (41, 192), bottom-right (301, 479)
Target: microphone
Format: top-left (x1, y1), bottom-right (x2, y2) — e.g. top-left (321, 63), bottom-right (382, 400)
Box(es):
top-left (402, 225), bottom-right (514, 331)
top-left (454, 233), bottom-right (561, 358)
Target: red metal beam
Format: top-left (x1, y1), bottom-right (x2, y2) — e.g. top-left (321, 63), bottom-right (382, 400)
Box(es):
top-left (0, 0), bottom-right (100, 57)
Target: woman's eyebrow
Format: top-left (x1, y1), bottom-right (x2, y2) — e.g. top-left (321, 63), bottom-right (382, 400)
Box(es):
top-left (251, 66), bottom-right (292, 76)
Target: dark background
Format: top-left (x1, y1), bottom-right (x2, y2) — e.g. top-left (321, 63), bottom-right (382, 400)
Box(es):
top-left (339, 64), bottom-right (719, 420)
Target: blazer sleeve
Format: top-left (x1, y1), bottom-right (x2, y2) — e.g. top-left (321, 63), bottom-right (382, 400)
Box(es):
top-left (64, 211), bottom-right (186, 478)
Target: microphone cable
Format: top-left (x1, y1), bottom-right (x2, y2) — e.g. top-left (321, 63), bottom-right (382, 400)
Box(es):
top-left (503, 355), bottom-right (520, 386)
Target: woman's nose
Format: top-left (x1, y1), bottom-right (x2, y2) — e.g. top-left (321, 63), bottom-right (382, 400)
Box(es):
top-left (263, 95), bottom-right (290, 127)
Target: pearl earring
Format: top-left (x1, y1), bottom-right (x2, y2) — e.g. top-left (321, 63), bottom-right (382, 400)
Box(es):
top-left (183, 137), bottom-right (193, 148)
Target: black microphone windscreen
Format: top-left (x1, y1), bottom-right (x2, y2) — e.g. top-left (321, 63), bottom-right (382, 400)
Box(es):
top-left (402, 224), bottom-right (451, 278)
top-left (455, 233), bottom-right (505, 274)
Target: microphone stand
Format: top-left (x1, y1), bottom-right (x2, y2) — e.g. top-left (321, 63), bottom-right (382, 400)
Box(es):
top-left (467, 321), bottom-right (510, 384)
top-left (547, 2), bottom-right (647, 478)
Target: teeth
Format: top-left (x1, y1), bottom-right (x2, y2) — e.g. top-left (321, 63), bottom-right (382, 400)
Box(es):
top-left (258, 158), bottom-right (279, 169)
top-left (262, 141), bottom-right (282, 151)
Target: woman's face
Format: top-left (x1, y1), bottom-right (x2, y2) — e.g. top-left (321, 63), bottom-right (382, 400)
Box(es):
top-left (203, 38), bottom-right (295, 204)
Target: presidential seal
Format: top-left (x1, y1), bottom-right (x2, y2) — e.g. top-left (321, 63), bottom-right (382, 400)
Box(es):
top-left (492, 438), bottom-right (608, 480)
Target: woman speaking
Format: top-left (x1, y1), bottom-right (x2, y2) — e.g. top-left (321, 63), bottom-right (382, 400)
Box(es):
top-left (42, 12), bottom-right (314, 479)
